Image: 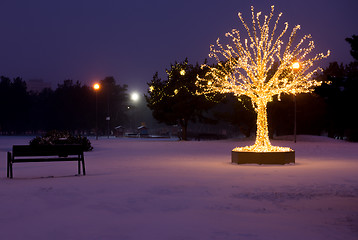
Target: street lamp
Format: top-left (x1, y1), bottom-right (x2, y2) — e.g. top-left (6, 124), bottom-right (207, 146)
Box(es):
top-left (129, 92), bottom-right (140, 131)
top-left (292, 62), bottom-right (300, 143)
top-left (93, 83), bottom-right (100, 140)
top-left (131, 92), bottom-right (139, 102)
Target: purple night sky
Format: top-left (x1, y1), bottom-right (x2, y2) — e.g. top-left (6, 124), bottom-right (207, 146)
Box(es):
top-left (0, 0), bottom-right (357, 93)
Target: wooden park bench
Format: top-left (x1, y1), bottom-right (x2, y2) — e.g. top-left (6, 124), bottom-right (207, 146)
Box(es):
top-left (7, 144), bottom-right (85, 178)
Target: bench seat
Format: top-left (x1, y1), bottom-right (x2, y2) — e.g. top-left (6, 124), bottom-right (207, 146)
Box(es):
top-left (7, 144), bottom-right (85, 178)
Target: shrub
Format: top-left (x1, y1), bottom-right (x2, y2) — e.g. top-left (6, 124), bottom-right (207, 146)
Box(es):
top-left (29, 130), bottom-right (93, 151)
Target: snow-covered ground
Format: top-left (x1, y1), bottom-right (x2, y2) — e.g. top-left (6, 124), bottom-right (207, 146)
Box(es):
top-left (1, 135), bottom-right (357, 240)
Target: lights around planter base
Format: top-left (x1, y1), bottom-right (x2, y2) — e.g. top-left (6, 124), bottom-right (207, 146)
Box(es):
top-left (232, 150), bottom-right (295, 165)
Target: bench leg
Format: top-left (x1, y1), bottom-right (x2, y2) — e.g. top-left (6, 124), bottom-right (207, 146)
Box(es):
top-left (77, 154), bottom-right (85, 175)
top-left (82, 156), bottom-right (86, 175)
top-left (78, 160), bottom-right (81, 175)
top-left (10, 161), bottom-right (13, 179)
top-left (7, 153), bottom-right (9, 178)
top-left (7, 152), bottom-right (13, 178)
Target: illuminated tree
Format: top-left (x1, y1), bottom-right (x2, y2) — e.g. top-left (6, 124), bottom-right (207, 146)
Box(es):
top-left (197, 6), bottom-right (329, 152)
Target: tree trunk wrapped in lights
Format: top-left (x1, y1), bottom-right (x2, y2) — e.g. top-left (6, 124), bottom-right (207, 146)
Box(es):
top-left (197, 5), bottom-right (330, 152)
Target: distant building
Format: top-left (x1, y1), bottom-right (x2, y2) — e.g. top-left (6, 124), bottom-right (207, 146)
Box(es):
top-left (27, 79), bottom-right (52, 92)
top-left (114, 126), bottom-right (125, 137)
top-left (137, 126), bottom-right (149, 137)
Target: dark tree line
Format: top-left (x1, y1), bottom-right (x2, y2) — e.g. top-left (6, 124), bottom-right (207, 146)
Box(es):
top-left (0, 76), bottom-right (128, 135)
top-left (0, 77), bottom-right (30, 133)
top-left (315, 62), bottom-right (358, 140)
top-left (3, 35), bottom-right (356, 140)
top-left (312, 35), bottom-right (358, 141)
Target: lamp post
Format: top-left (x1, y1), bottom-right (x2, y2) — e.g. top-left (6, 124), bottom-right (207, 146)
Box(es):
top-left (292, 62), bottom-right (300, 143)
top-left (130, 92), bottom-right (139, 131)
top-left (106, 91), bottom-right (110, 139)
top-left (93, 83), bottom-right (100, 140)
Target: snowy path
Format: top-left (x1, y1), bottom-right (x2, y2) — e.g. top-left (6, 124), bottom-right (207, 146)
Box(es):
top-left (1, 136), bottom-right (357, 240)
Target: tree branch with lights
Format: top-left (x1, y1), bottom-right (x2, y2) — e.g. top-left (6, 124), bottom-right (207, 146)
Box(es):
top-left (197, 5), bottom-right (330, 152)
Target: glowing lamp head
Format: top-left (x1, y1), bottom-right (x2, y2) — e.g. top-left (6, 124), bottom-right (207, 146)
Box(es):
top-left (292, 62), bottom-right (300, 70)
top-left (180, 69), bottom-right (186, 76)
top-left (93, 83), bottom-right (100, 91)
top-left (131, 92), bottom-right (140, 102)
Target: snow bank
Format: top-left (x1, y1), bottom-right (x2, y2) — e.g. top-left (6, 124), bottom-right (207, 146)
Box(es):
top-left (0, 136), bottom-right (357, 240)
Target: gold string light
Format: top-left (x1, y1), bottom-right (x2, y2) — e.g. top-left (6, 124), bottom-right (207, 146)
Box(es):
top-left (147, 62), bottom-right (191, 105)
top-left (196, 5), bottom-right (330, 152)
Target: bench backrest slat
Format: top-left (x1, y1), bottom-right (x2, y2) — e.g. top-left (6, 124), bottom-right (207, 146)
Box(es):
top-left (12, 145), bottom-right (83, 157)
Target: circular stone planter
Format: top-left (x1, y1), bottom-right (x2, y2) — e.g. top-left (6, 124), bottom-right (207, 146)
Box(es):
top-left (232, 150), bottom-right (295, 165)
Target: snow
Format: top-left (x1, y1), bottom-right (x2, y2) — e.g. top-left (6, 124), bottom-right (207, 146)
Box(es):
top-left (1, 135), bottom-right (357, 240)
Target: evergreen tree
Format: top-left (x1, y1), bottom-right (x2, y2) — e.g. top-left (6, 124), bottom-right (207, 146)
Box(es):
top-left (345, 35), bottom-right (358, 61)
top-left (316, 61), bottom-right (358, 140)
top-left (145, 59), bottom-right (216, 140)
